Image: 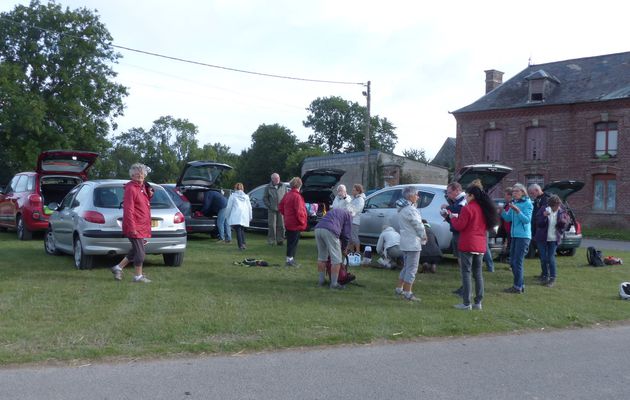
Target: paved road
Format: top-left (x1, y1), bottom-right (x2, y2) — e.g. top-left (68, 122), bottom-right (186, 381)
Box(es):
top-left (2, 323), bottom-right (630, 400)
top-left (581, 238), bottom-right (630, 251)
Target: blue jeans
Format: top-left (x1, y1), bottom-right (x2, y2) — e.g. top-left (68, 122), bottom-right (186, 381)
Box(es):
top-left (217, 208), bottom-right (231, 241)
top-left (509, 238), bottom-right (530, 290)
top-left (537, 240), bottom-right (558, 279)
top-left (460, 252), bottom-right (484, 306)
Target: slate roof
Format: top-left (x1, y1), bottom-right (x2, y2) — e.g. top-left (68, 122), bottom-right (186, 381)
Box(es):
top-left (453, 51), bottom-right (630, 114)
top-left (431, 137), bottom-right (456, 168)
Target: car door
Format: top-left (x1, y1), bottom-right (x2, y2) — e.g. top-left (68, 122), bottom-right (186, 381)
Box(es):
top-left (359, 188), bottom-right (401, 245)
top-left (53, 185), bottom-right (83, 251)
top-left (0, 175), bottom-right (22, 228)
top-left (248, 185), bottom-right (268, 230)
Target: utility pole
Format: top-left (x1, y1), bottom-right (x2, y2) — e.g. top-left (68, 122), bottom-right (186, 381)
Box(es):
top-left (362, 80), bottom-right (371, 189)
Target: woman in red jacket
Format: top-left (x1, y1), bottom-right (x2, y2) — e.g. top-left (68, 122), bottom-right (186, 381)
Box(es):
top-left (111, 163), bottom-right (154, 283)
top-left (279, 177), bottom-right (308, 267)
top-left (448, 185), bottom-right (499, 310)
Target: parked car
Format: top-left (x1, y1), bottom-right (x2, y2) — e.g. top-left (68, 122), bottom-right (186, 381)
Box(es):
top-left (358, 163), bottom-right (513, 254)
top-left (0, 150), bottom-right (98, 240)
top-left (525, 180), bottom-right (584, 257)
top-left (162, 161), bottom-right (233, 235)
top-left (247, 168), bottom-right (345, 232)
top-left (44, 180), bottom-right (187, 269)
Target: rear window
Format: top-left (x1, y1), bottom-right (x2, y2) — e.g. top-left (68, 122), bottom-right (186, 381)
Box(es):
top-left (41, 159), bottom-right (91, 173)
top-left (303, 175), bottom-right (339, 188)
top-left (94, 186), bottom-right (174, 209)
top-left (181, 165), bottom-right (224, 186)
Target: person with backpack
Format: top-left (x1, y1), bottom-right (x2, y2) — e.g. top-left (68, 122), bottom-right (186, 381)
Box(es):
top-left (501, 183), bottom-right (533, 294)
top-left (534, 194), bottom-right (569, 287)
top-left (394, 186), bottom-right (427, 302)
top-left (448, 185), bottom-right (499, 310)
top-left (314, 208), bottom-right (353, 289)
top-left (278, 177), bottom-right (308, 267)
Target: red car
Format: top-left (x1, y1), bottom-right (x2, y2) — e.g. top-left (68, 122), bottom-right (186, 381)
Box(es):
top-left (0, 150), bottom-right (98, 240)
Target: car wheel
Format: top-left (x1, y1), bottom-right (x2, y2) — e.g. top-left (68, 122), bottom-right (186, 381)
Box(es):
top-left (17, 215), bottom-right (33, 241)
top-left (73, 236), bottom-right (94, 270)
top-left (163, 252), bottom-right (184, 267)
top-left (44, 228), bottom-right (61, 255)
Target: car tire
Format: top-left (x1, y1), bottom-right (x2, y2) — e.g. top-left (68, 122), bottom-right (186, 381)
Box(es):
top-left (163, 252), bottom-right (184, 267)
top-left (44, 227), bottom-right (61, 255)
top-left (17, 215), bottom-right (33, 241)
top-left (73, 236), bottom-right (94, 270)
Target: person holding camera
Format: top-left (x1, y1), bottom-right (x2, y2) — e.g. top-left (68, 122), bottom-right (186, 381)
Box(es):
top-left (501, 183), bottom-right (533, 294)
top-left (534, 194), bottom-right (569, 287)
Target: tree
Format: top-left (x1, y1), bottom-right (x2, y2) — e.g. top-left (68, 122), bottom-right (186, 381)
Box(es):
top-left (304, 96), bottom-right (398, 154)
top-left (0, 1), bottom-right (127, 174)
top-left (111, 116), bottom-right (200, 182)
top-left (285, 142), bottom-right (326, 178)
top-left (238, 124), bottom-right (299, 189)
top-left (346, 116), bottom-right (398, 154)
top-left (402, 148), bottom-right (431, 163)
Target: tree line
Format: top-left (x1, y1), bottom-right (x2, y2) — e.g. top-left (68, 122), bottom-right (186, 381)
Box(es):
top-left (0, 1), bottom-right (429, 190)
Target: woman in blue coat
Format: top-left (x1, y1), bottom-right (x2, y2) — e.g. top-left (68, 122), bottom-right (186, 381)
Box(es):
top-left (501, 183), bottom-right (533, 294)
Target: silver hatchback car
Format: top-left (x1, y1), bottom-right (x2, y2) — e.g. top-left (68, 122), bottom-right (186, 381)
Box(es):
top-left (44, 179), bottom-right (187, 269)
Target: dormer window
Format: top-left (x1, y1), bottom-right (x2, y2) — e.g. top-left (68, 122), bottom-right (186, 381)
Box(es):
top-left (525, 69), bottom-right (560, 103)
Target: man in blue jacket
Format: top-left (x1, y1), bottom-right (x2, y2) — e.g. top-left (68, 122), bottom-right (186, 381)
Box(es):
top-left (201, 190), bottom-right (230, 243)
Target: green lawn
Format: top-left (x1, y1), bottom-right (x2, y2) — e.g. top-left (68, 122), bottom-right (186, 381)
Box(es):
top-left (1, 230), bottom-right (629, 365)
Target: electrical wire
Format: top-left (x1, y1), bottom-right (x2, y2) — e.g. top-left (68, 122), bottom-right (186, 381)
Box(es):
top-left (0, 15), bottom-right (366, 86)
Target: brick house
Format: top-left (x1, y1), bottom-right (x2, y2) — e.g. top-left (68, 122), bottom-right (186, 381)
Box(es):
top-left (452, 51), bottom-right (630, 229)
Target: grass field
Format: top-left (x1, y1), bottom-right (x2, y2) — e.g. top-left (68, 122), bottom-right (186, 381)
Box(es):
top-left (1, 230), bottom-right (629, 365)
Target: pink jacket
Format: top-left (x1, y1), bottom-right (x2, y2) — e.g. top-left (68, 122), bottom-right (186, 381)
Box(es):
top-left (122, 181), bottom-right (153, 238)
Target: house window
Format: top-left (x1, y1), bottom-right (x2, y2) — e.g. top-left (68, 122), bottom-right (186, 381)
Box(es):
top-left (593, 174), bottom-right (616, 211)
top-left (484, 130), bottom-right (503, 162)
top-left (526, 174), bottom-right (545, 189)
top-left (526, 127), bottom-right (546, 160)
top-left (595, 122), bottom-right (618, 157)
top-left (529, 80), bottom-right (544, 101)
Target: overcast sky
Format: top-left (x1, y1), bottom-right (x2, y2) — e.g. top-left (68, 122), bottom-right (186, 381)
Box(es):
top-left (3, 0), bottom-right (630, 158)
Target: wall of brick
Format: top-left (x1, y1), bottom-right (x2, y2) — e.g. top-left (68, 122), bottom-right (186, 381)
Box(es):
top-left (454, 99), bottom-right (630, 229)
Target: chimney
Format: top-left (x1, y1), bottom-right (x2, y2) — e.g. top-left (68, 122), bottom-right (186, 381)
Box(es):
top-left (484, 69), bottom-right (504, 94)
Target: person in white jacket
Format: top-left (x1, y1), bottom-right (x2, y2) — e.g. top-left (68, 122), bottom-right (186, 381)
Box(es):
top-left (376, 224), bottom-right (402, 268)
top-left (347, 184), bottom-right (366, 254)
top-left (331, 184), bottom-right (351, 211)
top-left (225, 182), bottom-right (253, 250)
top-left (394, 186), bottom-right (426, 302)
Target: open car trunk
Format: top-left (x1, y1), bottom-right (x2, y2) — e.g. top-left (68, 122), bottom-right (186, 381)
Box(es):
top-left (40, 176), bottom-right (83, 211)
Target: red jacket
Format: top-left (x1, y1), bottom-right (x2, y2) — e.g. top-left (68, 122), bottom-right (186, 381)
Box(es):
top-left (122, 181), bottom-right (153, 238)
top-left (278, 188), bottom-right (307, 231)
top-left (450, 200), bottom-right (487, 253)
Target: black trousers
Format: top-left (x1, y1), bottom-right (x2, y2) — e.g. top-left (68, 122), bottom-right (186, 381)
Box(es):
top-left (286, 230), bottom-right (300, 258)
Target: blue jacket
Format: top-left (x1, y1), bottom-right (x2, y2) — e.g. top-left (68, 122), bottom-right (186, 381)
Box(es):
top-left (201, 190), bottom-right (227, 216)
top-left (501, 196), bottom-right (533, 239)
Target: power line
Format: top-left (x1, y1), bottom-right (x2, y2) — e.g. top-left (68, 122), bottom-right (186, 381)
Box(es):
top-left (0, 15), bottom-right (366, 86)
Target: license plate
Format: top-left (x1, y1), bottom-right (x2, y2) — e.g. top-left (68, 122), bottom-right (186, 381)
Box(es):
top-left (151, 220), bottom-right (159, 227)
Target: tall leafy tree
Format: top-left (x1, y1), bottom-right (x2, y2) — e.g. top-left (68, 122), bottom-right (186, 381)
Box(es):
top-left (285, 142), bottom-right (326, 178)
top-left (304, 96), bottom-right (398, 154)
top-left (0, 1), bottom-right (127, 174)
top-left (238, 124), bottom-right (299, 189)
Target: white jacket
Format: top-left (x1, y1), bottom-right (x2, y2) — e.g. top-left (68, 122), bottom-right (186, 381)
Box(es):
top-left (225, 190), bottom-right (252, 227)
top-left (397, 202), bottom-right (426, 251)
top-left (332, 195), bottom-right (351, 211)
top-left (376, 226), bottom-right (400, 256)
top-left (349, 193), bottom-right (366, 225)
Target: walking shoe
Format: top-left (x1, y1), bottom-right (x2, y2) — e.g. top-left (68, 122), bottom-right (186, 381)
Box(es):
top-left (545, 278), bottom-right (556, 288)
top-left (330, 283), bottom-right (345, 290)
top-left (394, 287), bottom-right (404, 296)
top-left (403, 293), bottom-right (421, 302)
top-left (453, 303), bottom-right (472, 310)
top-left (286, 260), bottom-right (300, 267)
top-left (111, 266), bottom-right (122, 281)
top-left (132, 276), bottom-right (151, 283)
top-left (537, 274), bottom-right (548, 283)
top-left (503, 286), bottom-right (523, 294)
top-left (472, 303), bottom-right (482, 310)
